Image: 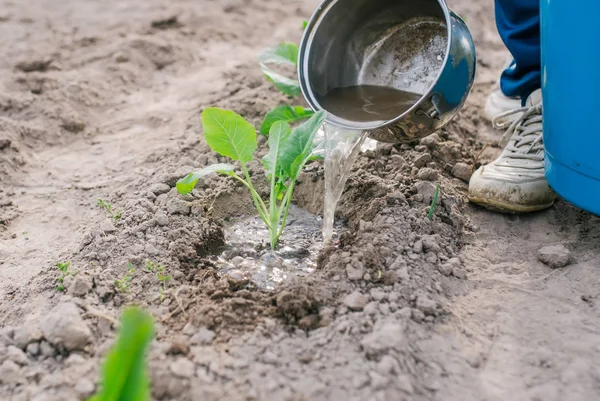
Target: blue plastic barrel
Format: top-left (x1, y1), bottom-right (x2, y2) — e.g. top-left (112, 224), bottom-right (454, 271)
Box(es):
top-left (542, 0), bottom-right (600, 215)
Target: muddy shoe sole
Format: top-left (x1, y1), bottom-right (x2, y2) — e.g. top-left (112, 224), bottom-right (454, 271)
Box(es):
top-left (468, 196), bottom-right (555, 214)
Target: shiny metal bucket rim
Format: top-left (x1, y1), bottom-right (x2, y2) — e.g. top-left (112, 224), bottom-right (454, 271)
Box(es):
top-left (298, 0), bottom-right (453, 132)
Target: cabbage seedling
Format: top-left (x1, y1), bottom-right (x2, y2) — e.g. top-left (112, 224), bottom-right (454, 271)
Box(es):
top-left (177, 107), bottom-right (326, 249)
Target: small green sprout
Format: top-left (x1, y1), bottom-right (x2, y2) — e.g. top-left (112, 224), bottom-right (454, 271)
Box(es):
top-left (87, 307), bottom-right (154, 401)
top-left (156, 264), bottom-right (171, 302)
top-left (177, 108), bottom-right (326, 249)
top-left (428, 184), bottom-right (441, 221)
top-left (114, 264), bottom-right (135, 293)
top-left (97, 198), bottom-right (123, 221)
top-left (56, 261), bottom-right (75, 292)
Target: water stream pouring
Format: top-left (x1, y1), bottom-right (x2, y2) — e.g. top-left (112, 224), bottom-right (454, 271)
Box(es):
top-left (299, 0), bottom-right (476, 240)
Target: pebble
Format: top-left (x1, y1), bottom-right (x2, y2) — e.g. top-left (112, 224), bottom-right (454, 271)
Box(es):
top-left (414, 181), bottom-right (437, 204)
top-left (346, 264), bottom-right (365, 281)
top-left (155, 212), bottom-right (169, 226)
top-left (420, 133), bottom-right (439, 148)
top-left (422, 235), bottom-right (441, 254)
top-left (370, 288), bottom-right (387, 302)
top-left (166, 198), bottom-right (191, 215)
top-left (343, 291), bottom-right (369, 311)
top-left (39, 341), bottom-right (55, 358)
top-left (166, 337), bottom-right (190, 355)
top-left (75, 378), bottom-right (95, 398)
top-left (451, 162), bottom-right (472, 182)
top-left (416, 168), bottom-right (439, 181)
top-left (413, 153), bottom-right (432, 168)
top-left (415, 295), bottom-right (437, 316)
top-left (538, 245), bottom-right (572, 268)
top-left (377, 355), bottom-right (399, 375)
top-left (363, 302), bottom-right (379, 316)
top-left (99, 219), bottom-right (116, 233)
top-left (25, 342), bottom-right (40, 357)
top-left (40, 302), bottom-right (92, 351)
top-left (190, 328), bottom-right (216, 346)
top-left (452, 268), bottom-right (468, 279)
top-left (413, 240), bottom-right (424, 254)
top-left (149, 183), bottom-right (171, 195)
top-left (438, 263), bottom-right (454, 276)
top-left (12, 324), bottom-right (43, 350)
top-left (411, 308), bottom-right (426, 323)
top-left (66, 276), bottom-right (92, 297)
top-left (361, 321), bottom-right (407, 357)
top-left (378, 303), bottom-right (390, 315)
top-left (170, 357), bottom-right (196, 378)
top-left (6, 346), bottom-right (29, 366)
top-left (0, 360), bottom-right (21, 385)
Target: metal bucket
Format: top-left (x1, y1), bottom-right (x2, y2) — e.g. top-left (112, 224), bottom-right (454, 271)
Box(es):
top-left (542, 0), bottom-right (600, 216)
top-left (298, 0), bottom-right (476, 143)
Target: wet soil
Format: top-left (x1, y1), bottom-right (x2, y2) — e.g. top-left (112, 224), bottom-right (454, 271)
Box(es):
top-left (1, 1), bottom-right (599, 401)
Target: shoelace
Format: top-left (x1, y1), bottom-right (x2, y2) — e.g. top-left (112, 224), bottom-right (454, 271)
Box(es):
top-left (492, 103), bottom-right (544, 161)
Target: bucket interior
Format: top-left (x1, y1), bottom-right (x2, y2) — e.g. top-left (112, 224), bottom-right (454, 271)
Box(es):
top-left (302, 0), bottom-right (449, 128)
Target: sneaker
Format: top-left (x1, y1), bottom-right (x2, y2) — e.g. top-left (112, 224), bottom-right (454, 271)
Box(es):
top-left (483, 89), bottom-right (521, 123)
top-left (483, 57), bottom-right (521, 124)
top-left (469, 89), bottom-right (557, 213)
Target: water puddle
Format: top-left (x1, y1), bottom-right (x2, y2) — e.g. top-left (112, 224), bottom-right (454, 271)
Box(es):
top-left (214, 205), bottom-right (342, 290)
top-left (322, 124), bottom-right (368, 242)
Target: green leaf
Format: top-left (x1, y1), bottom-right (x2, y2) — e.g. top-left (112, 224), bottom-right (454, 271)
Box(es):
top-left (89, 307), bottom-right (154, 401)
top-left (262, 121), bottom-right (292, 178)
top-left (201, 108), bottom-right (257, 163)
top-left (280, 111), bottom-right (327, 179)
top-left (259, 42), bottom-right (298, 66)
top-left (302, 20), bottom-right (308, 30)
top-left (260, 106), bottom-right (314, 135)
top-left (260, 66), bottom-right (301, 97)
top-left (176, 163), bottom-right (235, 195)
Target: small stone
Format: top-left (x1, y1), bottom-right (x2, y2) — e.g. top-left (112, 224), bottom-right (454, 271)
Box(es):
top-left (75, 378), bottom-right (95, 398)
top-left (66, 276), bottom-right (92, 297)
top-left (41, 302), bottom-right (92, 351)
top-left (0, 360), bottom-right (20, 385)
top-left (416, 168), bottom-right (439, 181)
top-left (170, 357), bottom-right (196, 378)
top-left (413, 153), bottom-right (432, 168)
top-left (451, 162), bottom-right (472, 182)
top-left (370, 288), bottom-right (387, 302)
top-left (343, 291), bottom-right (369, 311)
top-left (26, 342), bottom-right (40, 357)
top-left (415, 295), bottom-right (437, 316)
top-left (364, 302), bottom-right (379, 316)
top-left (378, 303), bottom-right (390, 315)
top-left (166, 198), bottom-right (191, 215)
top-left (422, 235), bottom-right (441, 254)
top-left (346, 264), bottom-right (365, 281)
top-left (155, 212), bottom-right (169, 226)
top-left (12, 324), bottom-right (43, 350)
top-left (414, 181), bottom-right (437, 204)
top-left (190, 328), bottom-right (215, 346)
top-left (39, 341), bottom-right (55, 358)
top-left (167, 337), bottom-right (190, 355)
top-left (361, 320), bottom-right (407, 357)
top-left (99, 219), bottom-right (116, 233)
top-left (149, 183), bottom-right (171, 195)
top-left (413, 240), bottom-right (424, 254)
top-left (538, 245), bottom-right (572, 268)
top-left (452, 268), bottom-right (468, 279)
top-left (377, 355), bottom-right (399, 375)
top-left (411, 308), bottom-right (426, 322)
top-left (6, 346), bottom-right (29, 366)
top-left (420, 133), bottom-right (439, 148)
top-left (438, 263), bottom-right (453, 276)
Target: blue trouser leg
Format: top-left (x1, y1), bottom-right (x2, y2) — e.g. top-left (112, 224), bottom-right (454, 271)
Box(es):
top-left (495, 0), bottom-right (541, 102)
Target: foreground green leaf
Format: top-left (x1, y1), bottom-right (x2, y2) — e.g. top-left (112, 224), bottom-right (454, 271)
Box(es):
top-left (88, 308), bottom-right (154, 401)
top-left (259, 42), bottom-right (298, 66)
top-left (201, 108), bottom-right (257, 163)
top-left (260, 66), bottom-right (301, 98)
top-left (260, 106), bottom-right (314, 135)
top-left (176, 163), bottom-right (235, 195)
top-left (262, 121), bottom-right (292, 179)
top-left (280, 111), bottom-right (327, 178)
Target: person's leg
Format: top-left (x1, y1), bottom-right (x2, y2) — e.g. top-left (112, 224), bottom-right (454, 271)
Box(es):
top-left (468, 0), bottom-right (555, 213)
top-left (495, 0), bottom-right (541, 103)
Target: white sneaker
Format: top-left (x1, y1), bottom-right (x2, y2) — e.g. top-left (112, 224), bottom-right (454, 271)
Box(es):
top-left (469, 89), bottom-right (557, 213)
top-left (483, 57), bottom-right (521, 124)
top-left (483, 89), bottom-right (521, 123)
